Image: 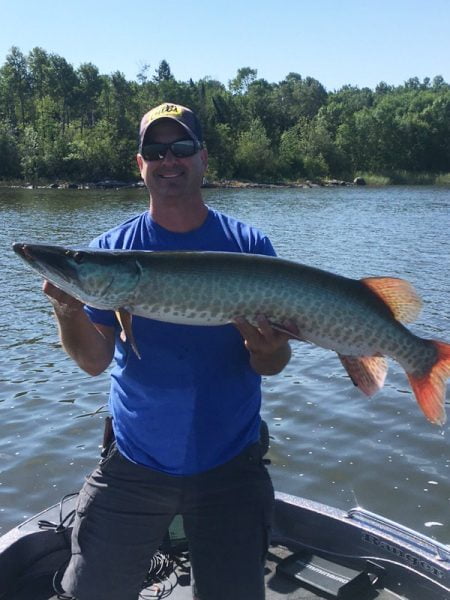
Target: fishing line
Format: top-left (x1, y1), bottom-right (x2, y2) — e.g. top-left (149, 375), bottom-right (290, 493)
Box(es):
top-left (37, 493), bottom-right (79, 599)
top-left (139, 550), bottom-right (184, 599)
top-left (38, 492), bottom-right (186, 599)
top-left (37, 492), bottom-right (78, 533)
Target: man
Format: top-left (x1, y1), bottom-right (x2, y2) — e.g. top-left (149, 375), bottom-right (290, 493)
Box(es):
top-left (44, 103), bottom-right (295, 600)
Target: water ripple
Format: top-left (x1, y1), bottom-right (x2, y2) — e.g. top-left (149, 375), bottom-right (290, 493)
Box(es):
top-left (1, 186), bottom-right (449, 541)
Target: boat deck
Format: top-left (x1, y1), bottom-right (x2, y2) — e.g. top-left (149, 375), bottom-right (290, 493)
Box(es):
top-left (2, 492), bottom-right (449, 600)
top-left (4, 542), bottom-right (402, 600)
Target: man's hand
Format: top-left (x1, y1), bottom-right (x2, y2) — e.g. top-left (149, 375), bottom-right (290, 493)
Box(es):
top-left (42, 279), bottom-right (115, 375)
top-left (43, 280), bottom-right (83, 313)
top-left (234, 316), bottom-right (300, 375)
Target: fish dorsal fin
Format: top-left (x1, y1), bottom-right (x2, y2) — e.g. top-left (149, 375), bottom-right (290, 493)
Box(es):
top-left (339, 354), bottom-right (388, 396)
top-left (361, 277), bottom-right (422, 323)
top-left (115, 308), bottom-right (141, 359)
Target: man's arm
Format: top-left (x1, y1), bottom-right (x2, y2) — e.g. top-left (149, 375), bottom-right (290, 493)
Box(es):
top-left (234, 316), bottom-right (298, 376)
top-left (43, 281), bottom-right (115, 376)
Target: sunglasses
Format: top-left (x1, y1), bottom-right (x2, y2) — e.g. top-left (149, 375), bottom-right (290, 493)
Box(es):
top-left (141, 139), bottom-right (202, 161)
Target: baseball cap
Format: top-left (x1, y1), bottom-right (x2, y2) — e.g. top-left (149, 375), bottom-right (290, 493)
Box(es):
top-left (138, 103), bottom-right (203, 152)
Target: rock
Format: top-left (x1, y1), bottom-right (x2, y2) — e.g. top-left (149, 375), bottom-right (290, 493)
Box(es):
top-left (305, 180), bottom-right (322, 187)
top-left (324, 179), bottom-right (349, 186)
top-left (354, 177), bottom-right (366, 186)
top-left (95, 180), bottom-right (129, 189)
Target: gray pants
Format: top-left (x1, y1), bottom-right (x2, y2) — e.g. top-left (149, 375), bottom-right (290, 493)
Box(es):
top-left (62, 442), bottom-right (274, 600)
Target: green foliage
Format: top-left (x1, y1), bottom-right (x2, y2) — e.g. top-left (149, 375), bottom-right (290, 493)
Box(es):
top-left (0, 121), bottom-right (21, 178)
top-left (355, 171), bottom-right (450, 186)
top-left (278, 123), bottom-right (305, 179)
top-left (0, 46), bottom-right (31, 126)
top-left (153, 60), bottom-right (174, 83)
top-left (205, 123), bottom-right (236, 180)
top-left (0, 48), bottom-right (449, 183)
top-left (18, 125), bottom-right (42, 180)
top-left (354, 173), bottom-right (391, 186)
top-left (229, 67), bottom-right (257, 95)
top-left (235, 118), bottom-right (275, 181)
top-left (435, 173), bottom-right (450, 185)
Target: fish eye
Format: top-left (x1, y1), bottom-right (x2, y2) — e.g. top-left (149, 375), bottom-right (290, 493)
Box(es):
top-left (72, 251), bottom-right (85, 264)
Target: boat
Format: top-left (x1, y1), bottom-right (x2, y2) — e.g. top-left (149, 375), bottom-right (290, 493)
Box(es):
top-left (1, 490), bottom-right (450, 600)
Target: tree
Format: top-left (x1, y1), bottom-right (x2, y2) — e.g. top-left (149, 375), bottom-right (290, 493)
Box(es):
top-left (136, 63), bottom-right (150, 84)
top-left (432, 75), bottom-right (447, 90)
top-left (27, 47), bottom-right (51, 102)
top-left (229, 67), bottom-right (257, 95)
top-left (18, 125), bottom-right (42, 180)
top-left (204, 123), bottom-right (236, 180)
top-left (335, 108), bottom-right (378, 173)
top-left (235, 118), bottom-right (274, 180)
top-left (47, 53), bottom-right (79, 133)
top-left (0, 46), bottom-right (31, 126)
top-left (77, 62), bottom-right (103, 129)
top-left (0, 121), bottom-right (21, 178)
top-left (278, 122), bottom-right (305, 179)
top-left (273, 74), bottom-right (328, 132)
top-left (153, 60), bottom-right (174, 83)
top-left (108, 71), bottom-right (136, 136)
top-left (246, 78), bottom-right (279, 142)
top-left (404, 77), bottom-right (421, 90)
top-left (1, 46), bottom-right (449, 183)
top-left (375, 81), bottom-right (392, 96)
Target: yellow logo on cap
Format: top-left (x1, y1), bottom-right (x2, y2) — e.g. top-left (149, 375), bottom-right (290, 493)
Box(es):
top-left (146, 103), bottom-right (183, 125)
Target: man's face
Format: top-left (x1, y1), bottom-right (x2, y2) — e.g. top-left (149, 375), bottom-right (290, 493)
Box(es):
top-left (137, 120), bottom-right (208, 199)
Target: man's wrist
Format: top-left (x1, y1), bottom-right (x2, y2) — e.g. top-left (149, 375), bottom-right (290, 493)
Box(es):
top-left (50, 297), bottom-right (84, 319)
top-left (248, 343), bottom-right (287, 359)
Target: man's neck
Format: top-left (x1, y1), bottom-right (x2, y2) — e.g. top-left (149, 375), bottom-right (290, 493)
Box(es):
top-left (149, 195), bottom-right (208, 233)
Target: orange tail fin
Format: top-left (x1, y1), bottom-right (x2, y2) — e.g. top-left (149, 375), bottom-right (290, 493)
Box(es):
top-left (407, 341), bottom-right (450, 425)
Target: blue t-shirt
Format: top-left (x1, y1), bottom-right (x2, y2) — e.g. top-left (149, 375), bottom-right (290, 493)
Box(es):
top-left (85, 208), bottom-right (276, 475)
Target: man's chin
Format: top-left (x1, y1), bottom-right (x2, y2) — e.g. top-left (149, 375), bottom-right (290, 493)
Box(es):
top-left (152, 175), bottom-right (185, 190)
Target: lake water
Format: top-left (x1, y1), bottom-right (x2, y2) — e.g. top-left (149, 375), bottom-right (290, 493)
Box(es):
top-left (1, 185), bottom-right (449, 544)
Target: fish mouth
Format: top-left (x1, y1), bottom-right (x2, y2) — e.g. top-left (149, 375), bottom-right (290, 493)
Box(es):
top-left (13, 243), bottom-right (80, 283)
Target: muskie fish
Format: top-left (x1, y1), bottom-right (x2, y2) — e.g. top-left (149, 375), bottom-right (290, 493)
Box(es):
top-left (13, 243), bottom-right (450, 425)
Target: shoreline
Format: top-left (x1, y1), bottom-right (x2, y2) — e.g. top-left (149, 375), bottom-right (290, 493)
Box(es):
top-left (0, 178), bottom-right (363, 191)
top-left (2, 173), bottom-right (449, 190)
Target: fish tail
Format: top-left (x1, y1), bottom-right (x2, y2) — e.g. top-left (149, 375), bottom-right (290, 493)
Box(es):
top-left (407, 341), bottom-right (450, 425)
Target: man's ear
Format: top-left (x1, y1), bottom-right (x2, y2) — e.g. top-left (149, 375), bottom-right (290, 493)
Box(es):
top-left (136, 153), bottom-right (144, 174)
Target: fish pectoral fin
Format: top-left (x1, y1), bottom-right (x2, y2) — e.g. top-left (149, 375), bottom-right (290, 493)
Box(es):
top-left (115, 308), bottom-right (141, 360)
top-left (338, 354), bottom-right (388, 396)
top-left (361, 277), bottom-right (422, 323)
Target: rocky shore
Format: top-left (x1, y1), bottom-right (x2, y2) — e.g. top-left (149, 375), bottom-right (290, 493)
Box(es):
top-left (5, 179), bottom-right (145, 190)
top-left (4, 177), bottom-right (365, 190)
top-left (203, 177), bottom-right (365, 189)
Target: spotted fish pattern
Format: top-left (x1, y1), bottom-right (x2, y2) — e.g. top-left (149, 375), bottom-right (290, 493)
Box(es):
top-left (13, 243), bottom-right (450, 425)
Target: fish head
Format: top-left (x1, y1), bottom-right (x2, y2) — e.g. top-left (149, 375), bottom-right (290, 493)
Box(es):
top-left (13, 243), bottom-right (141, 309)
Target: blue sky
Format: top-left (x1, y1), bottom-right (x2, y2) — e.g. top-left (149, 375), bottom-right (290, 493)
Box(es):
top-left (1, 0), bottom-right (449, 91)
